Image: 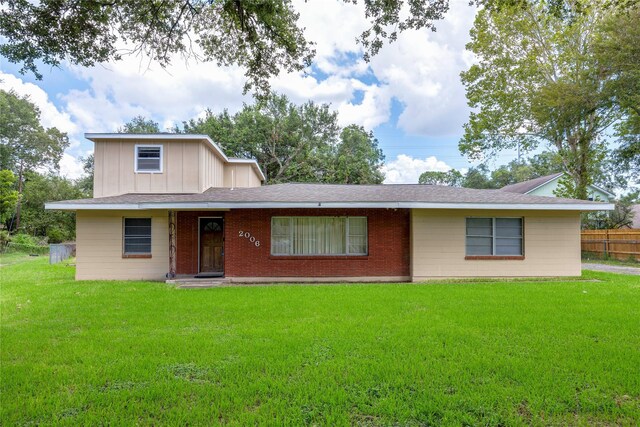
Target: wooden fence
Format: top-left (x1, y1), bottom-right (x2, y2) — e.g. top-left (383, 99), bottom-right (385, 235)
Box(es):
top-left (581, 229), bottom-right (640, 261)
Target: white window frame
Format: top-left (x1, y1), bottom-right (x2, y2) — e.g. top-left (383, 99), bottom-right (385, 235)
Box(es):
top-left (465, 217), bottom-right (524, 256)
top-left (122, 217), bottom-right (152, 255)
top-left (134, 144), bottom-right (163, 173)
top-left (271, 216), bottom-right (368, 256)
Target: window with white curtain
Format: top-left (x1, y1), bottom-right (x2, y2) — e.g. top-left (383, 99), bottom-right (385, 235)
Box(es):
top-left (466, 217), bottom-right (523, 256)
top-left (271, 217), bottom-right (368, 256)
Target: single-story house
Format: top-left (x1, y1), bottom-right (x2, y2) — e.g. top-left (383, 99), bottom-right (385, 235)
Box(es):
top-left (500, 172), bottom-right (615, 202)
top-left (46, 134), bottom-right (614, 282)
top-left (629, 205), bottom-right (640, 229)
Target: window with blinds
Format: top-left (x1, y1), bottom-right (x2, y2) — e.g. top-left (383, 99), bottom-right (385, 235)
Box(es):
top-left (123, 218), bottom-right (152, 254)
top-left (271, 217), bottom-right (368, 256)
top-left (466, 217), bottom-right (523, 256)
top-left (135, 145), bottom-right (162, 172)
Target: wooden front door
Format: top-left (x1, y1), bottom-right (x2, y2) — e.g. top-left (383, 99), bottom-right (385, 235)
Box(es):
top-left (199, 218), bottom-right (224, 274)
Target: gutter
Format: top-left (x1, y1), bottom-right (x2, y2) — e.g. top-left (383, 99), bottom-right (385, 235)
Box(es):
top-left (45, 201), bottom-right (616, 211)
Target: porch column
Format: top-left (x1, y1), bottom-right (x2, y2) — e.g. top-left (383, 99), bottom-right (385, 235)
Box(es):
top-left (168, 210), bottom-right (177, 278)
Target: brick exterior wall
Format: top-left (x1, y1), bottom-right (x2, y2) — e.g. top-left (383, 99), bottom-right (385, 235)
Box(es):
top-left (176, 211), bottom-right (226, 275)
top-left (176, 209), bottom-right (410, 277)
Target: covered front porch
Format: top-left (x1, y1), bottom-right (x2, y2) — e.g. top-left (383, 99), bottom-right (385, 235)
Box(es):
top-left (168, 211), bottom-right (227, 279)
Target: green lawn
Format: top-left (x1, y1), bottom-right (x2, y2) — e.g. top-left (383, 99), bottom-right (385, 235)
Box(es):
top-left (1, 259), bottom-right (639, 425)
top-left (0, 251), bottom-right (46, 267)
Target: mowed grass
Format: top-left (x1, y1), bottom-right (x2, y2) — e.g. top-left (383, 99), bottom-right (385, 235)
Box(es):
top-left (1, 259), bottom-right (639, 426)
top-left (0, 251), bottom-right (45, 267)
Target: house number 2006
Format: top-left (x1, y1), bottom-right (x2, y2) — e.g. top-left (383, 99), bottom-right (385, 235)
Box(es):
top-left (238, 231), bottom-right (261, 247)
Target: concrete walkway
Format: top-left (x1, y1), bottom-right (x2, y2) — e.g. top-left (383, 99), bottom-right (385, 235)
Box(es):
top-left (582, 263), bottom-right (640, 276)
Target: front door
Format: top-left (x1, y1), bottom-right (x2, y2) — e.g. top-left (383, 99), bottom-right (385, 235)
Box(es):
top-left (199, 218), bottom-right (224, 274)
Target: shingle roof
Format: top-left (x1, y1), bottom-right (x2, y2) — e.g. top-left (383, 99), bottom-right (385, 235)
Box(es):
top-left (500, 173), bottom-right (563, 194)
top-left (47, 183), bottom-right (611, 210)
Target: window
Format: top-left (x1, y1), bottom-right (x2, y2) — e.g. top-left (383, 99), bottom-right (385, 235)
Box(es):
top-left (123, 218), bottom-right (152, 255)
top-left (135, 145), bottom-right (162, 173)
top-left (271, 217), bottom-right (367, 256)
top-left (466, 217), bottom-right (523, 256)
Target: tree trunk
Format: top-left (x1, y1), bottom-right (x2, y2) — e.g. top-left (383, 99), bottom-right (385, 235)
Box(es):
top-left (574, 134), bottom-right (592, 200)
top-left (575, 170), bottom-right (589, 200)
top-left (15, 162), bottom-right (23, 231)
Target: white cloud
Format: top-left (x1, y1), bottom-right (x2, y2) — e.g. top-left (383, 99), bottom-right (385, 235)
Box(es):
top-left (369, 0), bottom-right (477, 136)
top-left (62, 41), bottom-right (388, 136)
top-left (59, 152), bottom-right (86, 179)
top-left (0, 71), bottom-right (78, 134)
top-left (288, 0), bottom-right (477, 136)
top-left (65, 59), bottom-right (250, 132)
top-left (272, 74), bottom-right (392, 129)
top-left (292, 0), bottom-right (367, 70)
top-left (0, 71), bottom-right (89, 179)
top-left (2, 0), bottom-right (479, 179)
top-left (382, 154), bottom-right (453, 184)
top-left (336, 82), bottom-right (392, 129)
top-left (30, 0), bottom-right (476, 139)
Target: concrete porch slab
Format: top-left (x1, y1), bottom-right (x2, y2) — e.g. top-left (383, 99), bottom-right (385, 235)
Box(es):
top-left (166, 277), bottom-right (229, 288)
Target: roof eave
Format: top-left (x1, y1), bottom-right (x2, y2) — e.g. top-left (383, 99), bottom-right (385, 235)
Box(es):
top-left (45, 201), bottom-right (615, 211)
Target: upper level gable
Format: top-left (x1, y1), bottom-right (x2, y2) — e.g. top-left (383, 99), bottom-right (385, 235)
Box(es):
top-left (88, 133), bottom-right (264, 197)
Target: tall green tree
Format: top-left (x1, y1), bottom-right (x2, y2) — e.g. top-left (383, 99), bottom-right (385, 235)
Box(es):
top-left (490, 161), bottom-right (537, 189)
top-left (418, 165), bottom-right (495, 189)
top-left (0, 0), bottom-right (453, 95)
top-left (460, 0), bottom-right (625, 199)
top-left (418, 170), bottom-right (464, 186)
top-left (0, 170), bottom-right (19, 226)
top-left (117, 116), bottom-right (161, 133)
top-left (75, 155), bottom-right (95, 197)
top-left (489, 152), bottom-right (566, 188)
top-left (182, 93), bottom-right (340, 183)
top-left (419, 151), bottom-right (567, 189)
top-left (0, 89), bottom-right (69, 230)
top-left (528, 151), bottom-right (565, 178)
top-left (463, 164), bottom-right (497, 189)
top-left (582, 191), bottom-right (639, 230)
top-left (20, 172), bottom-right (82, 242)
top-left (329, 125), bottom-right (384, 184)
top-left (183, 94), bottom-right (385, 184)
top-left (594, 3), bottom-right (640, 180)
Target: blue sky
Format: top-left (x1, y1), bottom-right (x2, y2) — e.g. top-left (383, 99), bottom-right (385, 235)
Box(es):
top-left (0, 0), bottom-right (522, 182)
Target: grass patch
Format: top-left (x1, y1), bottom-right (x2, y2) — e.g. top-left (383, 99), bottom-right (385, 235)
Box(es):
top-left (1, 259), bottom-right (639, 425)
top-left (582, 252), bottom-right (639, 267)
top-left (0, 251), bottom-right (45, 267)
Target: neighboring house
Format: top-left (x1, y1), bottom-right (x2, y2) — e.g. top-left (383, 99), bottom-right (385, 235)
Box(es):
top-left (500, 172), bottom-right (615, 202)
top-left (630, 205), bottom-right (640, 229)
top-left (46, 134), bottom-right (614, 282)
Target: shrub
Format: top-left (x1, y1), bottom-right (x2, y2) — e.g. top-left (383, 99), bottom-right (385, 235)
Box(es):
top-left (0, 230), bottom-right (9, 251)
top-left (46, 227), bottom-right (66, 244)
top-left (11, 233), bottom-right (38, 246)
top-left (5, 233), bottom-right (49, 255)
